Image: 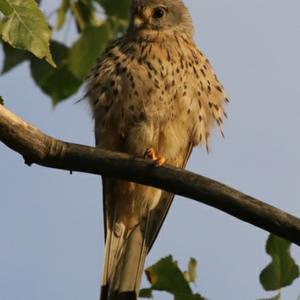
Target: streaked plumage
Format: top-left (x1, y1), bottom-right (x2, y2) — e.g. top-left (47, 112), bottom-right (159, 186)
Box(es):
top-left (87, 0), bottom-right (227, 299)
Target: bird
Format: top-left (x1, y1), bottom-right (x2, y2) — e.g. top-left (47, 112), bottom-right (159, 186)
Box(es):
top-left (86, 0), bottom-right (228, 299)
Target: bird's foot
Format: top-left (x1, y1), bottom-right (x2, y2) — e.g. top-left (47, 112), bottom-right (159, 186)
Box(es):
top-left (144, 147), bottom-right (166, 166)
top-left (145, 147), bottom-right (157, 160)
top-left (154, 156), bottom-right (166, 166)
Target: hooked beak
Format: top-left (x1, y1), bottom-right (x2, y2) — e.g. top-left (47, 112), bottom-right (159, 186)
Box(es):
top-left (133, 6), bottom-right (151, 29)
top-left (134, 16), bottom-right (145, 28)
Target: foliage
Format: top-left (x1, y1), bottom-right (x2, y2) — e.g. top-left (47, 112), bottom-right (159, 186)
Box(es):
top-left (258, 234), bottom-right (300, 300)
top-left (257, 294), bottom-right (281, 300)
top-left (138, 235), bottom-right (300, 300)
top-left (140, 256), bottom-right (206, 300)
top-left (67, 22), bottom-right (112, 80)
top-left (0, 0), bottom-right (130, 105)
top-left (0, 0), bottom-right (55, 66)
top-left (30, 41), bottom-right (82, 104)
top-left (99, 0), bottom-right (131, 20)
top-left (260, 234), bottom-right (299, 291)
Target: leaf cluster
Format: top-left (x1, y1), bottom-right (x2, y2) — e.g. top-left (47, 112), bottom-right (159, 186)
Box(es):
top-left (139, 235), bottom-right (300, 300)
top-left (140, 256), bottom-right (206, 300)
top-left (0, 0), bottom-right (130, 104)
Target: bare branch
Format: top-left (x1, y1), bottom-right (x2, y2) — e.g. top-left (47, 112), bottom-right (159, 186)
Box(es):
top-left (1, 103), bottom-right (300, 245)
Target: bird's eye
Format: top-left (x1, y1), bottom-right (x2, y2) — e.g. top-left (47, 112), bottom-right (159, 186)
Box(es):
top-left (152, 7), bottom-right (166, 19)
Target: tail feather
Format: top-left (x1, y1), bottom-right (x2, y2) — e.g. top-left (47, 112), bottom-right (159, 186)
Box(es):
top-left (101, 216), bottom-right (149, 299)
top-left (100, 179), bottom-right (157, 300)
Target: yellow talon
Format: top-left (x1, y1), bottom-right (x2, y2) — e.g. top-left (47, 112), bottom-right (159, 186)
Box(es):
top-left (145, 147), bottom-right (157, 160)
top-left (144, 147), bottom-right (166, 166)
top-left (154, 156), bottom-right (166, 166)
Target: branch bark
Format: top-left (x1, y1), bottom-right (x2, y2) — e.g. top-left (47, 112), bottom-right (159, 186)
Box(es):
top-left (1, 103), bottom-right (300, 245)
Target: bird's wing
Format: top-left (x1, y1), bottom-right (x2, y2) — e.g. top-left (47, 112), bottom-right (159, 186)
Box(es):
top-left (146, 142), bottom-right (193, 252)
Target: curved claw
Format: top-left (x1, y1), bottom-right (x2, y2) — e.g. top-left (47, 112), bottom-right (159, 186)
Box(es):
top-left (144, 147), bottom-right (157, 160)
top-left (144, 147), bottom-right (166, 166)
top-left (154, 156), bottom-right (166, 166)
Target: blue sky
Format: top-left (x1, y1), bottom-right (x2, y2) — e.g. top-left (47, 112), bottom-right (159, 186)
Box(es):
top-left (1, 0), bottom-right (300, 299)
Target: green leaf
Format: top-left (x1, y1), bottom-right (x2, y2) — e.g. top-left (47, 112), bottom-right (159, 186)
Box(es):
top-left (257, 293), bottom-right (281, 300)
top-left (0, 0), bottom-right (13, 15)
top-left (30, 41), bottom-right (81, 105)
top-left (0, 95), bottom-right (4, 105)
top-left (174, 293), bottom-right (205, 300)
top-left (139, 288), bottom-right (153, 298)
top-left (56, 0), bottom-right (70, 30)
top-left (1, 42), bottom-right (30, 73)
top-left (70, 0), bottom-right (100, 32)
top-left (68, 23), bottom-right (111, 80)
top-left (145, 256), bottom-right (193, 296)
top-left (260, 234), bottom-right (300, 291)
top-left (98, 0), bottom-right (130, 20)
top-left (183, 258), bottom-right (198, 284)
top-left (1, 0), bottom-right (55, 67)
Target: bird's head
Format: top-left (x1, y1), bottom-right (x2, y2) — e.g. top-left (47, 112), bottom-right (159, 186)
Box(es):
top-left (128, 0), bottom-right (194, 36)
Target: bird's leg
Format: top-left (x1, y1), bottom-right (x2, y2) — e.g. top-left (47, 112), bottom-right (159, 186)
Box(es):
top-left (144, 147), bottom-right (156, 160)
top-left (144, 147), bottom-right (166, 166)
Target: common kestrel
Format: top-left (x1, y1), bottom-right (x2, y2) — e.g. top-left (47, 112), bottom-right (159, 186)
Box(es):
top-left (87, 0), bottom-right (227, 299)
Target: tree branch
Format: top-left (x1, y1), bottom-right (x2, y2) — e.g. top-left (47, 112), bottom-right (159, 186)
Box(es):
top-left (1, 103), bottom-right (300, 245)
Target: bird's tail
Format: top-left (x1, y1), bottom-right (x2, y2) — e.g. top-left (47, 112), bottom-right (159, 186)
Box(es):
top-left (100, 179), bottom-right (160, 300)
top-left (100, 219), bottom-right (149, 300)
